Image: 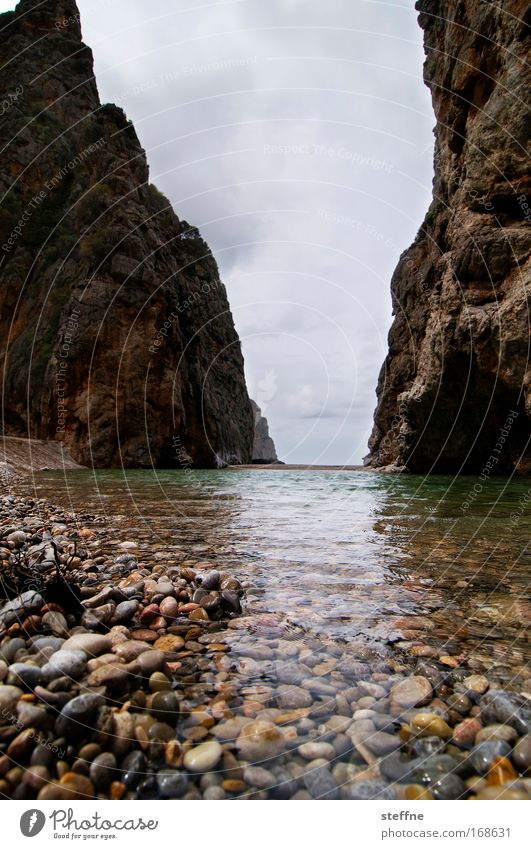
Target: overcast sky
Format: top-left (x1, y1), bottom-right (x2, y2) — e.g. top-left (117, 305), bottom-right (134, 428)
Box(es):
top-left (3, 0), bottom-right (435, 464)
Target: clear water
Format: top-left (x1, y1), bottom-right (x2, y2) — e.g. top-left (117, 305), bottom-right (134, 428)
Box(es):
top-left (27, 469), bottom-right (531, 682)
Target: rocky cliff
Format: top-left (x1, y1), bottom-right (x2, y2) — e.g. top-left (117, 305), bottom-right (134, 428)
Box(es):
top-left (368, 0), bottom-right (531, 473)
top-left (251, 400), bottom-right (278, 463)
top-left (0, 0), bottom-right (254, 467)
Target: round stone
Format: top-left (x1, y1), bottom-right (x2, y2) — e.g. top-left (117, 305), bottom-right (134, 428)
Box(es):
top-left (390, 677), bottom-right (433, 714)
top-left (149, 672), bottom-right (171, 693)
top-left (453, 717), bottom-right (482, 749)
top-left (7, 663), bottom-right (43, 689)
top-left (183, 740), bottom-right (223, 773)
top-left (90, 753), bottom-right (117, 790)
top-left (237, 720), bottom-right (286, 761)
top-left (55, 694), bottom-right (105, 737)
top-left (512, 735), bottom-right (531, 774)
top-left (42, 650), bottom-right (87, 682)
top-left (362, 731), bottom-right (401, 756)
top-left (61, 634), bottom-right (112, 656)
top-left (59, 773), bottom-right (95, 798)
top-left (463, 675), bottom-right (489, 694)
top-left (298, 742), bottom-right (336, 761)
top-left (342, 780), bottom-right (397, 800)
top-left (469, 740), bottom-right (512, 775)
top-left (411, 713), bottom-right (452, 739)
top-left (159, 598), bottom-right (179, 619)
top-left (137, 650), bottom-right (165, 675)
top-left (156, 769), bottom-right (189, 798)
top-left (475, 724), bottom-right (519, 745)
top-left (0, 685), bottom-right (23, 714)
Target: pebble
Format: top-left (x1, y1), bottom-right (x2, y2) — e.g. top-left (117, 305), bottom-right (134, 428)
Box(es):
top-left (363, 731), bottom-right (402, 756)
top-left (480, 691), bottom-right (530, 735)
top-left (156, 769), bottom-right (189, 799)
top-left (390, 676), bottom-right (432, 713)
top-left (475, 724), bottom-right (519, 745)
top-left (90, 753), bottom-right (117, 790)
top-left (512, 736), bottom-right (531, 774)
top-left (7, 662), bottom-right (43, 688)
top-left (0, 685), bottom-right (23, 713)
top-left (183, 741), bottom-right (223, 773)
top-left (411, 713), bottom-right (452, 739)
top-left (453, 717), bottom-right (482, 749)
top-left (303, 765), bottom-right (339, 800)
top-left (342, 780), bottom-right (397, 800)
top-left (298, 742), bottom-right (335, 761)
top-left (41, 650), bottom-right (87, 682)
top-left (277, 686), bottom-right (313, 710)
top-left (59, 772), bottom-right (95, 798)
top-left (469, 740), bottom-right (512, 775)
top-left (62, 634), bottom-right (112, 656)
top-left (55, 694), bottom-right (105, 737)
top-left (463, 675), bottom-right (489, 694)
top-left (243, 765), bottom-right (275, 789)
top-left (237, 720), bottom-right (286, 761)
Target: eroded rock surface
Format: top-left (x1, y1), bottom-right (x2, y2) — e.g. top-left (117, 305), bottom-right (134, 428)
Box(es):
top-left (0, 0), bottom-right (253, 467)
top-left (368, 1), bottom-right (531, 473)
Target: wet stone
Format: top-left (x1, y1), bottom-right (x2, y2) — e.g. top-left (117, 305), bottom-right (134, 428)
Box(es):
top-left (342, 780), bottom-right (397, 800)
top-left (469, 741), bottom-right (512, 775)
top-left (480, 691), bottom-right (530, 736)
top-left (475, 724), bottom-right (519, 745)
top-left (90, 753), bottom-right (117, 790)
top-left (363, 731), bottom-right (401, 756)
top-left (156, 769), bottom-right (189, 799)
top-left (390, 677), bottom-right (432, 714)
top-left (512, 735), bottom-right (531, 774)
top-left (303, 765), bottom-right (339, 800)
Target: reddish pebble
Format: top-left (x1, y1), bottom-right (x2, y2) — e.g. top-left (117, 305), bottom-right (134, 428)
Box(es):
top-left (139, 604), bottom-right (159, 624)
top-left (453, 717), bottom-right (482, 749)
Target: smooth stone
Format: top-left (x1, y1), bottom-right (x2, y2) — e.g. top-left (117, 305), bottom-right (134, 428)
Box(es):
top-left (411, 713), bottom-right (452, 739)
top-left (453, 717), bottom-right (482, 749)
top-left (410, 736), bottom-right (446, 758)
top-left (298, 742), bottom-right (335, 761)
top-left (474, 785), bottom-right (530, 800)
top-left (149, 672), bottom-right (171, 693)
top-left (122, 751), bottom-right (147, 788)
top-left (476, 724), bottom-right (519, 745)
top-left (277, 686), bottom-right (313, 710)
top-left (480, 691), bottom-right (530, 735)
top-left (55, 694), bottom-right (105, 736)
top-left (153, 635), bottom-right (184, 652)
top-left (512, 735), bottom-right (531, 774)
top-left (151, 691), bottom-right (180, 721)
top-left (427, 773), bottom-right (468, 800)
top-left (390, 677), bottom-right (433, 713)
top-left (183, 740), bottom-right (223, 773)
top-left (111, 711), bottom-right (135, 757)
top-left (159, 598), bottom-right (179, 619)
top-left (469, 740), bottom-right (512, 775)
top-left (41, 650), bottom-right (87, 682)
top-left (0, 591), bottom-right (43, 627)
top-left (16, 701), bottom-right (48, 729)
top-left (156, 769), bottom-right (189, 799)
top-left (62, 634), bottom-right (111, 656)
top-left (113, 601), bottom-right (138, 623)
top-left (137, 650), bottom-right (165, 674)
top-left (41, 611), bottom-right (69, 636)
top-left (0, 685), bottom-right (23, 714)
top-left (59, 773), bottom-right (95, 798)
top-left (8, 663), bottom-right (43, 688)
top-left (87, 664), bottom-right (129, 689)
top-left (363, 731), bottom-right (402, 756)
top-left (380, 753), bottom-right (423, 783)
top-left (237, 720), bottom-right (286, 761)
top-left (243, 765), bottom-right (275, 789)
top-left (342, 780), bottom-right (397, 800)
top-left (463, 674), bottom-right (489, 694)
top-left (113, 640), bottom-right (153, 661)
top-left (199, 570), bottom-right (220, 591)
top-left (303, 765), bottom-right (339, 800)
top-left (7, 728), bottom-right (37, 760)
top-left (90, 753), bottom-right (117, 790)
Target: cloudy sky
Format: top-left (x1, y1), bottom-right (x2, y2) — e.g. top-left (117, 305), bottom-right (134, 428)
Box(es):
top-left (4, 0), bottom-right (435, 464)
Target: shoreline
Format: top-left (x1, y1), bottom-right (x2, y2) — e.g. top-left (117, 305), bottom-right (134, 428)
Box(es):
top-left (0, 489), bottom-right (530, 800)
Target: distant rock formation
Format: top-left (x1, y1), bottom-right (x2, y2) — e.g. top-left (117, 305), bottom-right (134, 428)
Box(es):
top-left (368, 0), bottom-right (531, 474)
top-left (0, 0), bottom-right (254, 468)
top-left (251, 401), bottom-right (278, 463)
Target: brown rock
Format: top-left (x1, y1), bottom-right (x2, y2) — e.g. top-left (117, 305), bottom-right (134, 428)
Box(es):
top-left (368, 2), bottom-right (531, 474)
top-left (390, 676), bottom-right (433, 714)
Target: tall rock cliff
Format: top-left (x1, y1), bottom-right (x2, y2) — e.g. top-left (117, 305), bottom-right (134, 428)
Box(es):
top-left (251, 400), bottom-right (278, 463)
top-left (368, 0), bottom-right (531, 473)
top-left (0, 0), bottom-right (254, 467)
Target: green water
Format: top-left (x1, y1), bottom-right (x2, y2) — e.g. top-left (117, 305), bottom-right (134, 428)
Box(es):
top-left (28, 469), bottom-right (531, 682)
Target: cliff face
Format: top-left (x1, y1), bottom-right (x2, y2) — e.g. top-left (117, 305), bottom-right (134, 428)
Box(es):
top-left (251, 400), bottom-right (278, 463)
top-left (0, 0), bottom-right (254, 467)
top-left (368, 0), bottom-right (531, 473)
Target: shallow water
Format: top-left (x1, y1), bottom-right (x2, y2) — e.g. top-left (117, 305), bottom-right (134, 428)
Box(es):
top-left (28, 469), bottom-right (531, 683)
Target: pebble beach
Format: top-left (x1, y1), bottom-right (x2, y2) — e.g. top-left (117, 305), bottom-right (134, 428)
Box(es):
top-left (0, 490), bottom-right (530, 801)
